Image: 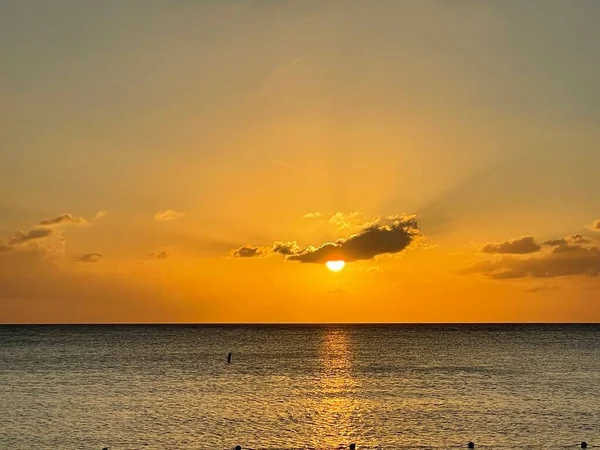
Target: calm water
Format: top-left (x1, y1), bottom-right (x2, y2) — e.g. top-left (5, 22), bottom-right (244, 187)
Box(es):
top-left (1, 325), bottom-right (600, 450)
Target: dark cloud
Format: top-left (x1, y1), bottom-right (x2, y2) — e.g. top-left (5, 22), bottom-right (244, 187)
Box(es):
top-left (462, 243), bottom-right (600, 279)
top-left (482, 236), bottom-right (540, 254)
top-left (38, 213), bottom-right (87, 226)
top-left (287, 217), bottom-right (420, 263)
top-left (78, 253), bottom-right (103, 263)
top-left (9, 227), bottom-right (54, 245)
top-left (230, 216), bottom-right (420, 263)
top-left (232, 245), bottom-right (265, 258)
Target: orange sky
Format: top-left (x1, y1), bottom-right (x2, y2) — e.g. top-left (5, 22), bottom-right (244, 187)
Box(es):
top-left (1, 1), bottom-right (600, 323)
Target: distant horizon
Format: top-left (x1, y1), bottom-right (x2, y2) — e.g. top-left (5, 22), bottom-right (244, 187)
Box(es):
top-left (2, 322), bottom-right (600, 326)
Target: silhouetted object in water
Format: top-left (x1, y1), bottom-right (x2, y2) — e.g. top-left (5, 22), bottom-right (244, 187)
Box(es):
top-left (228, 352), bottom-right (232, 363)
top-left (235, 446), bottom-right (242, 450)
top-left (468, 442), bottom-right (475, 449)
top-left (581, 443), bottom-right (588, 449)
top-left (102, 448), bottom-right (109, 450)
top-left (349, 444), bottom-right (356, 450)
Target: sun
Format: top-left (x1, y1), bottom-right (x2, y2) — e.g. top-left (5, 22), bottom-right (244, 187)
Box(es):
top-left (326, 260), bottom-right (345, 272)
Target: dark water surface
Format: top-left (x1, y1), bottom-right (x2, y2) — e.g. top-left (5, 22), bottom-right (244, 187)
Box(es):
top-left (1, 324), bottom-right (599, 449)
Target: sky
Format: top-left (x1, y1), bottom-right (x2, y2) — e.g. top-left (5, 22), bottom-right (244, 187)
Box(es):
top-left (1, 0), bottom-right (600, 323)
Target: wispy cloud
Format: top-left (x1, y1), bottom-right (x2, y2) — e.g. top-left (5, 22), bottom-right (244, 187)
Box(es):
top-left (38, 213), bottom-right (88, 227)
top-left (154, 210), bottom-right (186, 221)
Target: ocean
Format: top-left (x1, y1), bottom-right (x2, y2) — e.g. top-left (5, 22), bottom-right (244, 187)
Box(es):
top-left (1, 324), bottom-right (599, 450)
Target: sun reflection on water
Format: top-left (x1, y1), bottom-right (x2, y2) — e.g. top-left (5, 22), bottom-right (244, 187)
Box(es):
top-left (310, 328), bottom-right (363, 450)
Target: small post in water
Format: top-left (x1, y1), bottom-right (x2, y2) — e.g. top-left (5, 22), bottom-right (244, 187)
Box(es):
top-left (349, 444), bottom-right (356, 450)
top-left (228, 352), bottom-right (232, 363)
top-left (581, 443), bottom-right (588, 449)
top-left (468, 442), bottom-right (475, 449)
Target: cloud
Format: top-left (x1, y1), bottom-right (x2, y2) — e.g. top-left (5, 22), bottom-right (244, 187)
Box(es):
top-left (2, 212), bottom-right (100, 254)
top-left (154, 210), bottom-right (185, 221)
top-left (482, 236), bottom-right (540, 254)
top-left (78, 253), bottom-right (103, 263)
top-left (288, 216), bottom-right (420, 263)
top-left (95, 210), bottom-right (107, 220)
top-left (38, 213), bottom-right (88, 227)
top-left (231, 241), bottom-right (301, 259)
top-left (592, 219), bottom-right (600, 231)
top-left (232, 245), bottom-right (265, 258)
top-left (272, 241), bottom-right (301, 256)
top-left (462, 241), bottom-right (600, 279)
top-left (526, 283), bottom-right (561, 293)
top-left (9, 227), bottom-right (54, 245)
top-left (230, 215), bottom-right (421, 263)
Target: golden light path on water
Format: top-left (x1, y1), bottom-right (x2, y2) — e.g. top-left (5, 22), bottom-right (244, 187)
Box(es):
top-left (311, 328), bottom-right (362, 449)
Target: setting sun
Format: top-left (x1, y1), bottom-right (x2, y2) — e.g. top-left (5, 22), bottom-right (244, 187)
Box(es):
top-left (326, 260), bottom-right (345, 272)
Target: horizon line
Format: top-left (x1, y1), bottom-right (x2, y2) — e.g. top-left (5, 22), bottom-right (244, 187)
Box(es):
top-left (2, 322), bottom-right (600, 326)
